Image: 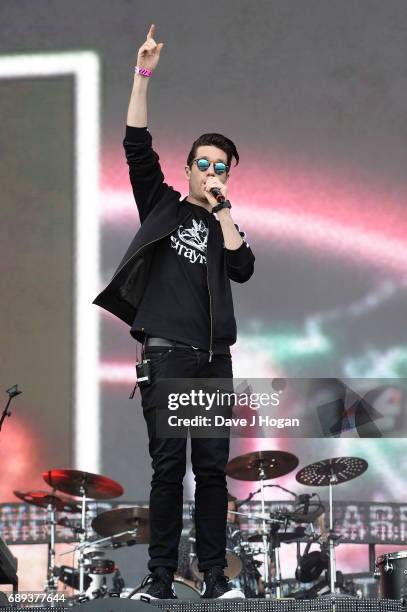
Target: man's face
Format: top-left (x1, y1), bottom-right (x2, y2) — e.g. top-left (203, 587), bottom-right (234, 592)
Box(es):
top-left (185, 145), bottom-right (229, 203)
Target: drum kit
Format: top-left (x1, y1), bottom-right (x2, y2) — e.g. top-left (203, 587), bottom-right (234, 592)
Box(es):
top-left (12, 453), bottom-right (406, 601)
top-left (14, 469), bottom-right (129, 600)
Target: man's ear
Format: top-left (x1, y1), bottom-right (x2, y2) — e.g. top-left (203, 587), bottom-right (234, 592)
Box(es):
top-left (185, 165), bottom-right (191, 179)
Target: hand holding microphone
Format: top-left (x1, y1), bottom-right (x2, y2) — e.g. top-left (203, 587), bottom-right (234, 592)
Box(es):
top-left (204, 177), bottom-right (227, 207)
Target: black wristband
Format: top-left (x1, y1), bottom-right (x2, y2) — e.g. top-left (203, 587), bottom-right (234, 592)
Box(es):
top-left (212, 200), bottom-right (232, 214)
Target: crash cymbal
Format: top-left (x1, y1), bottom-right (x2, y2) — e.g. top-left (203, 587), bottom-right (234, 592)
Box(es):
top-left (296, 457), bottom-right (368, 487)
top-left (247, 526), bottom-right (306, 543)
top-left (14, 490), bottom-right (81, 513)
top-left (226, 450), bottom-right (299, 481)
top-left (92, 507), bottom-right (150, 543)
top-left (43, 469), bottom-right (124, 500)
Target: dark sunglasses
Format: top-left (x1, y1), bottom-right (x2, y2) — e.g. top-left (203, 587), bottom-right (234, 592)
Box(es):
top-left (193, 158), bottom-right (229, 175)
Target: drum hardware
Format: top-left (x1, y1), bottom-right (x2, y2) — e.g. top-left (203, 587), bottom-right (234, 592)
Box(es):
top-left (87, 557), bottom-right (116, 575)
top-left (226, 450), bottom-right (299, 599)
top-left (237, 482), bottom-right (297, 508)
top-left (56, 564), bottom-right (92, 592)
top-left (14, 489), bottom-right (80, 592)
top-left (292, 493), bottom-right (325, 523)
top-left (295, 548), bottom-right (329, 583)
top-left (375, 551), bottom-right (407, 599)
top-left (43, 469), bottom-right (124, 597)
top-left (227, 509), bottom-right (283, 522)
top-left (59, 529), bottom-right (140, 558)
top-left (296, 456), bottom-right (368, 596)
top-left (248, 525), bottom-right (312, 545)
top-left (84, 552), bottom-right (116, 600)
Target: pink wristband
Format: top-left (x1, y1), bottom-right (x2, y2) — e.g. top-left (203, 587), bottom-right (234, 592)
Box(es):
top-left (135, 66), bottom-right (152, 77)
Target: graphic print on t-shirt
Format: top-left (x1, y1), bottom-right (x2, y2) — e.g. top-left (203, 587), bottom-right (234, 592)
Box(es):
top-left (170, 218), bottom-right (208, 265)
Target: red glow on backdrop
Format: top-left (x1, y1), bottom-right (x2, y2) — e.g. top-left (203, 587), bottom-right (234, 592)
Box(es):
top-left (0, 417), bottom-right (37, 501)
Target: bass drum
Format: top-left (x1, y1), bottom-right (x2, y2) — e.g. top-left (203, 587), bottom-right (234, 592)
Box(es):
top-left (128, 577), bottom-right (201, 600)
top-left (376, 551), bottom-right (407, 599)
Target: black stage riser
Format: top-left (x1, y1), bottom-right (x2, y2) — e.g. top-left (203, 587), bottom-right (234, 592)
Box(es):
top-left (147, 599), bottom-right (405, 612)
top-left (3, 599), bottom-right (405, 612)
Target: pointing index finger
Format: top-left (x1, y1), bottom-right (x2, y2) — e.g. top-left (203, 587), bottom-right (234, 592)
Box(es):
top-left (147, 24), bottom-right (155, 39)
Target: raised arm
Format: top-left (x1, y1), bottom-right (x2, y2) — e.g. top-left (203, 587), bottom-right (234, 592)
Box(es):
top-left (127, 24), bottom-right (163, 127)
top-left (124, 25), bottom-right (171, 223)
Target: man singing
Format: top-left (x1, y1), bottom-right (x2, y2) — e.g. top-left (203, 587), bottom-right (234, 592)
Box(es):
top-left (94, 24), bottom-right (255, 600)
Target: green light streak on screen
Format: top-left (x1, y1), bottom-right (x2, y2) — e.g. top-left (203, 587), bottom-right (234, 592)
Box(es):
top-left (241, 326), bottom-right (331, 361)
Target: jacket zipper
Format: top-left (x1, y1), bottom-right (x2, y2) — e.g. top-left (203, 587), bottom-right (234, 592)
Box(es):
top-left (110, 217), bottom-right (189, 285)
top-left (206, 225), bottom-right (213, 363)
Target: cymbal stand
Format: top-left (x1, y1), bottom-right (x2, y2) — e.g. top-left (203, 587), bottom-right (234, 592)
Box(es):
top-left (257, 461), bottom-right (273, 599)
top-left (77, 484), bottom-right (88, 596)
top-left (45, 501), bottom-right (57, 592)
top-left (328, 470), bottom-right (338, 594)
top-left (270, 529), bottom-right (282, 599)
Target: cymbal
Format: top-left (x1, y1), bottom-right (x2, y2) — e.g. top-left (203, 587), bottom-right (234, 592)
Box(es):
top-left (296, 457), bottom-right (368, 487)
top-left (43, 469), bottom-right (124, 500)
top-left (14, 490), bottom-right (81, 513)
top-left (92, 507), bottom-right (150, 543)
top-left (226, 450), bottom-right (299, 481)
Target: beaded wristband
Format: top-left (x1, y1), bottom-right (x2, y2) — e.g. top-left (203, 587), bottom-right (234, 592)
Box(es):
top-left (135, 66), bottom-right (153, 77)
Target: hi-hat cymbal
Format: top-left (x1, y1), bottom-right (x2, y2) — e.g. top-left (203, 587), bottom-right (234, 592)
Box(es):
top-left (226, 450), bottom-right (299, 481)
top-left (14, 490), bottom-right (81, 513)
top-left (296, 457), bottom-right (368, 487)
top-left (92, 507), bottom-right (149, 543)
top-left (43, 469), bottom-right (124, 500)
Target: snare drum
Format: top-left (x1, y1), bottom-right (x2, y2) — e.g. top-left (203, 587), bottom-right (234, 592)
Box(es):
top-left (375, 551), bottom-right (407, 599)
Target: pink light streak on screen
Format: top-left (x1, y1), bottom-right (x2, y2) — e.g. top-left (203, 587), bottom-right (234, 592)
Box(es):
top-left (101, 146), bottom-right (407, 273)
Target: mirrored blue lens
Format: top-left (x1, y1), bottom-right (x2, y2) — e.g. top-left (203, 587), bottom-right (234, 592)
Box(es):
top-left (214, 163), bottom-right (227, 175)
top-left (197, 159), bottom-right (210, 171)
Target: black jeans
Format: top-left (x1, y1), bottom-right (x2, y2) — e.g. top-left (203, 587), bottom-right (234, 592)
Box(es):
top-left (139, 345), bottom-right (233, 572)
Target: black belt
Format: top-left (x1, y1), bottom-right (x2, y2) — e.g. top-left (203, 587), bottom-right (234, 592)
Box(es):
top-left (144, 336), bottom-right (202, 350)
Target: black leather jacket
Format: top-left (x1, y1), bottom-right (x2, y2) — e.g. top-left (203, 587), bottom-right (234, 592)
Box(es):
top-left (93, 126), bottom-right (255, 359)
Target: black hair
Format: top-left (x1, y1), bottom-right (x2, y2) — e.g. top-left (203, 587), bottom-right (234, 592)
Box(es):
top-left (186, 133), bottom-right (239, 169)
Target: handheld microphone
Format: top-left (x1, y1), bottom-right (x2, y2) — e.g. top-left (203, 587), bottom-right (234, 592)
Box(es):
top-left (210, 187), bottom-right (225, 203)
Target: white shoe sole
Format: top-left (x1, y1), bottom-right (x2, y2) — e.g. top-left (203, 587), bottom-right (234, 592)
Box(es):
top-left (131, 593), bottom-right (158, 601)
top-left (131, 592), bottom-right (177, 602)
top-left (217, 588), bottom-right (246, 599)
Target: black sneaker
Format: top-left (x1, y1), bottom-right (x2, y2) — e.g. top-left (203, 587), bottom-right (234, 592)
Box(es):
top-left (201, 566), bottom-right (245, 599)
top-left (131, 567), bottom-right (177, 601)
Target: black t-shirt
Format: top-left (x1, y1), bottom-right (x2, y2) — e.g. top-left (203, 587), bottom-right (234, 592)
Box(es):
top-left (131, 201), bottom-right (214, 350)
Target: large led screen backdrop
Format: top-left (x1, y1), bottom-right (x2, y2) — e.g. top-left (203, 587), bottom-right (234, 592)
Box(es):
top-left (0, 0), bottom-right (406, 588)
top-left (0, 77), bottom-right (75, 497)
